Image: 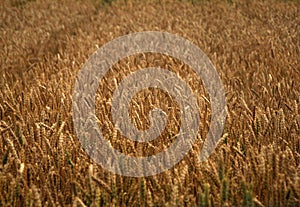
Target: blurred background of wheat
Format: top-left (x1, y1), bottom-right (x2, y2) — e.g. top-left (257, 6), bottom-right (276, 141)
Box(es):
top-left (0, 0), bottom-right (299, 206)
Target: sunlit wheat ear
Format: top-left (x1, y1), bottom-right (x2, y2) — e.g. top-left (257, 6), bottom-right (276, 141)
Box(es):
top-left (295, 115), bottom-right (300, 130)
top-left (139, 178), bottom-right (147, 206)
top-left (177, 164), bottom-right (187, 189)
top-left (243, 134), bottom-right (251, 152)
top-left (26, 125), bottom-right (35, 147)
top-left (266, 106), bottom-right (272, 120)
top-left (6, 136), bottom-right (21, 165)
top-left (255, 110), bottom-right (261, 137)
top-left (278, 153), bottom-right (285, 176)
top-left (57, 122), bottom-right (65, 154)
top-left (203, 164), bottom-right (220, 189)
top-left (88, 163), bottom-right (93, 178)
top-left (0, 103), bottom-right (4, 120)
top-left (278, 108), bottom-right (286, 134)
top-left (249, 151), bottom-right (258, 179)
top-left (18, 162), bottom-right (25, 176)
top-left (32, 185), bottom-right (42, 207)
top-left (271, 153), bottom-right (279, 181)
top-left (35, 123), bottom-right (41, 145)
top-left (294, 100), bottom-right (299, 115)
top-left (258, 151), bottom-right (266, 177)
top-left (170, 182), bottom-right (179, 206)
top-left (146, 188), bottom-right (153, 206)
top-left (87, 163), bottom-right (94, 193)
top-left (195, 157), bottom-right (203, 175)
top-left (261, 113), bottom-right (269, 135)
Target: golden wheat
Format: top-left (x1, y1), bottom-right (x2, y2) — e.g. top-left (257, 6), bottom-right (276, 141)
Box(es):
top-left (0, 0), bottom-right (299, 206)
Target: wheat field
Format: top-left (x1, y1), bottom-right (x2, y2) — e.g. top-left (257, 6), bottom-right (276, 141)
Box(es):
top-left (0, 0), bottom-right (299, 206)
